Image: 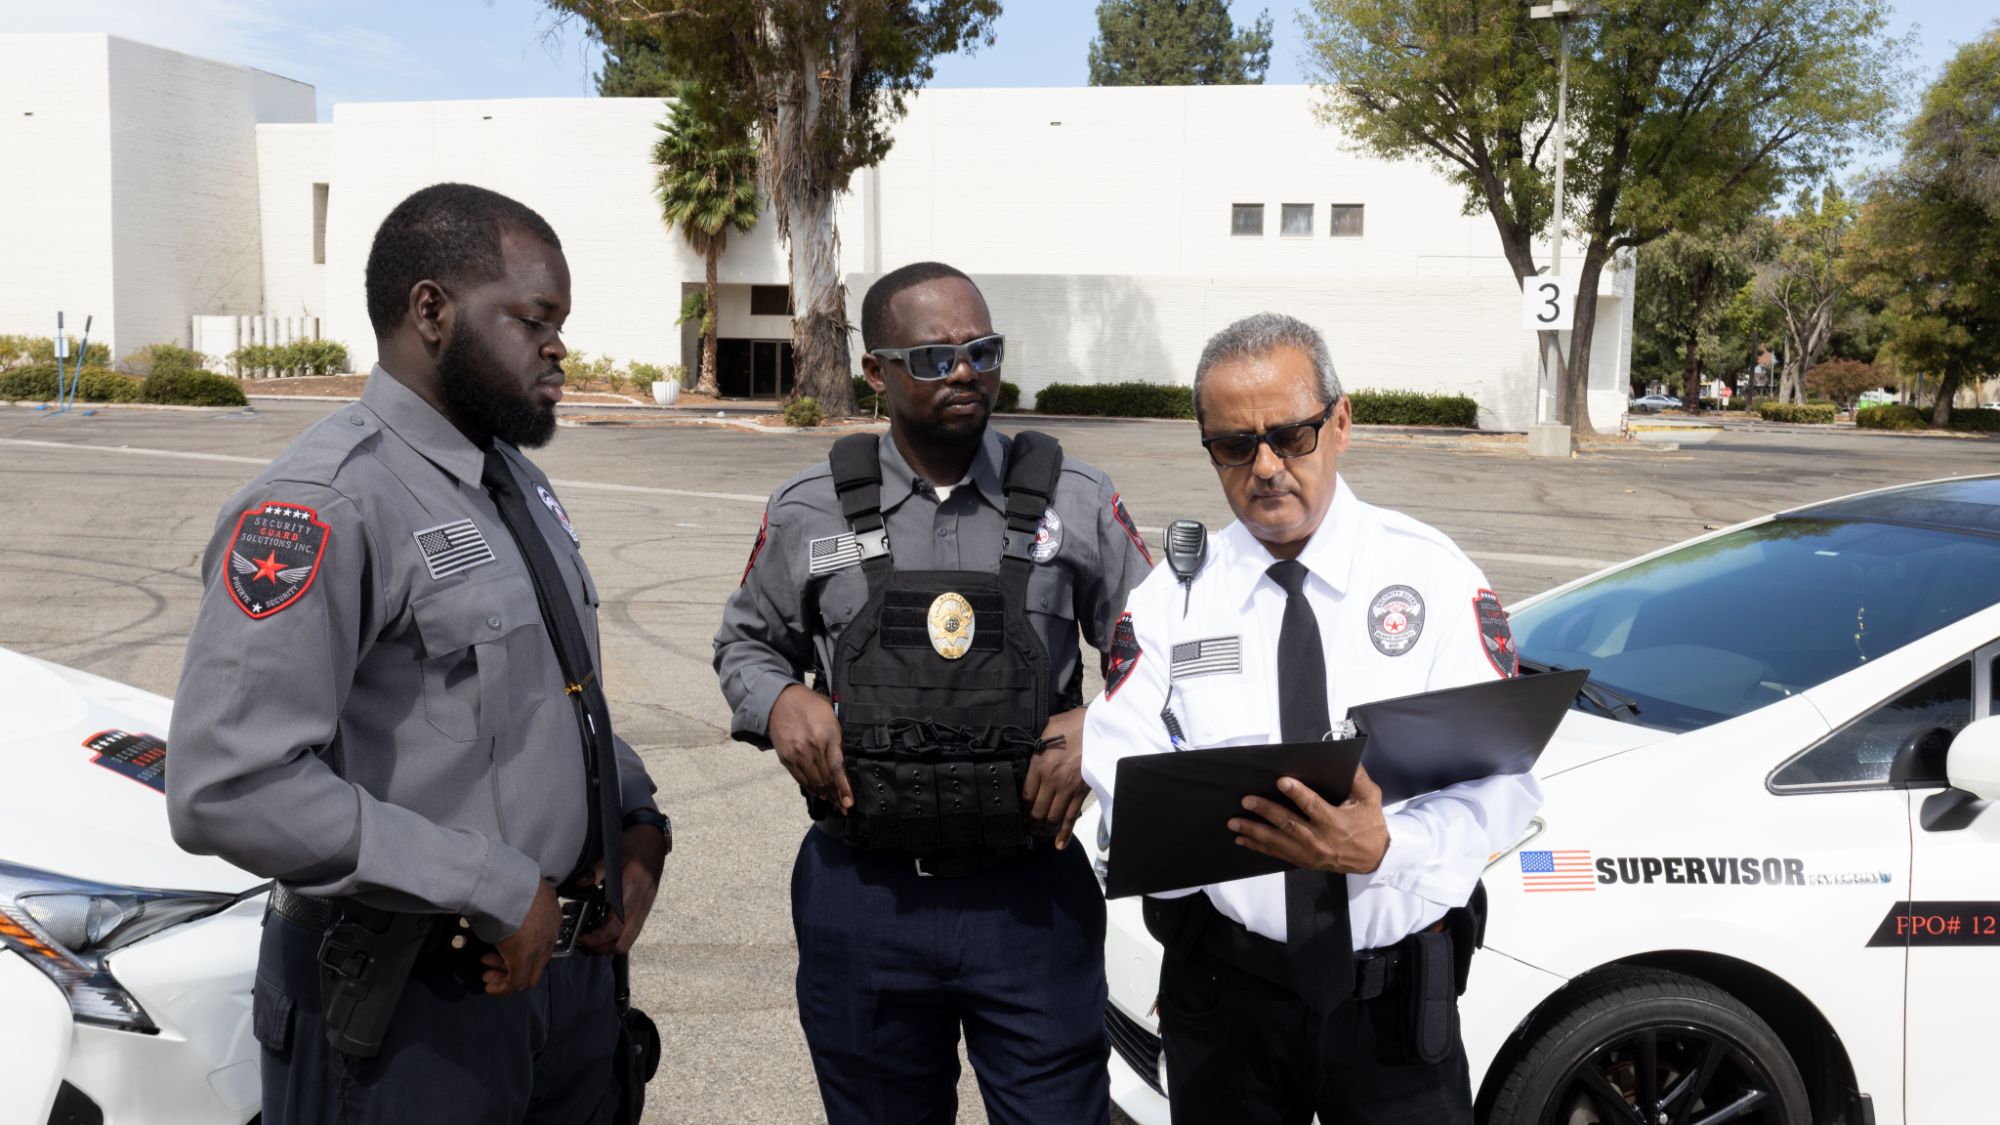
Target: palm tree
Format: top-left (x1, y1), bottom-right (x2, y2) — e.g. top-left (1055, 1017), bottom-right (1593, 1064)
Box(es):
top-left (653, 82), bottom-right (761, 397)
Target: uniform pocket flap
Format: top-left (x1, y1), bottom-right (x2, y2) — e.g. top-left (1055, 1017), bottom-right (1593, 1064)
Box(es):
top-left (251, 976), bottom-right (295, 1053)
top-left (411, 571), bottom-right (541, 656)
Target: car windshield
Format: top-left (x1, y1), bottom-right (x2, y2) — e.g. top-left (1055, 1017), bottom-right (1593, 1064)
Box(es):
top-left (1511, 517), bottom-right (2000, 733)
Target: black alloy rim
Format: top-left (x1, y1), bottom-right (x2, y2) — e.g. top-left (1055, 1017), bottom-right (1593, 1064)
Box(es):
top-left (1542, 1022), bottom-right (1788, 1125)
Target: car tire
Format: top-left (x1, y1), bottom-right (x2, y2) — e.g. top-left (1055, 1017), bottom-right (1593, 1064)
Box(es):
top-left (1485, 966), bottom-right (1810, 1125)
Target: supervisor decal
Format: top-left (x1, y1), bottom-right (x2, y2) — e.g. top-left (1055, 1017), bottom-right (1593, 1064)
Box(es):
top-left (1573, 854), bottom-right (1894, 888)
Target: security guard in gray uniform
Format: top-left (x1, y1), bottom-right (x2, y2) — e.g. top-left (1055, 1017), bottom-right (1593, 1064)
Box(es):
top-left (168, 183), bottom-right (667, 1125)
top-left (714, 261), bottom-right (1154, 1124)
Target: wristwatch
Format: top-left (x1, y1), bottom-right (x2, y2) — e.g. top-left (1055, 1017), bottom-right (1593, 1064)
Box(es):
top-left (622, 807), bottom-right (673, 854)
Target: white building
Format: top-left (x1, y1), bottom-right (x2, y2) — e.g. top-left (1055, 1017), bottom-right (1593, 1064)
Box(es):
top-left (0, 33), bottom-right (1633, 430)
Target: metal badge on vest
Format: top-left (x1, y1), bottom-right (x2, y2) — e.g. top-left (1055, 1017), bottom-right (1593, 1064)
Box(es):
top-left (818, 432), bottom-right (1065, 858)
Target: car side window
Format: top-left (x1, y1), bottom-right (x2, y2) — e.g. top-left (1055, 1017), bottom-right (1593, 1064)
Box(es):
top-left (1772, 661), bottom-right (1973, 791)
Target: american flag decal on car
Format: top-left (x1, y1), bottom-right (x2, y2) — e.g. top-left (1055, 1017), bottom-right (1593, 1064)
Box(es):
top-left (1519, 849), bottom-right (1596, 893)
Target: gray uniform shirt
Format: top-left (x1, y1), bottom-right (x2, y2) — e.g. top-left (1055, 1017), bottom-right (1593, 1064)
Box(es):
top-left (714, 426), bottom-right (1156, 745)
top-left (167, 369), bottom-right (658, 942)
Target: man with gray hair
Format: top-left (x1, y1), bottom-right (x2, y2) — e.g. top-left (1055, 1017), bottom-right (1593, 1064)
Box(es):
top-left (1082, 312), bottom-right (1542, 1123)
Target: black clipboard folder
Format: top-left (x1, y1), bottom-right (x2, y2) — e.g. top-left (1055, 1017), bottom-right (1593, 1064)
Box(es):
top-left (1103, 668), bottom-right (1586, 899)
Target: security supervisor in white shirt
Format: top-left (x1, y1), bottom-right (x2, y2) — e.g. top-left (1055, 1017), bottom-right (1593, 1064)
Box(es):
top-left (1082, 312), bottom-right (1543, 1124)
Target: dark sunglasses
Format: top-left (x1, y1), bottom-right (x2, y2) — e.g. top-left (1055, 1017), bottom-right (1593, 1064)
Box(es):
top-left (868, 334), bottom-right (1005, 381)
top-left (1200, 403), bottom-right (1336, 468)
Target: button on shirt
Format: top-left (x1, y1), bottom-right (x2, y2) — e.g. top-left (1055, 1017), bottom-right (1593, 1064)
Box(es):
top-left (167, 369), bottom-right (659, 942)
top-left (1082, 477), bottom-right (1544, 951)
top-left (714, 427), bottom-right (1156, 745)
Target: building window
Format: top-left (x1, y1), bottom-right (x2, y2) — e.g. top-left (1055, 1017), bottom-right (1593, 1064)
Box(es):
top-left (1330, 204), bottom-right (1365, 238)
top-left (312, 183), bottom-right (329, 264)
top-left (750, 285), bottom-right (792, 316)
top-left (1230, 204), bottom-right (1264, 237)
top-left (1280, 204), bottom-right (1314, 238)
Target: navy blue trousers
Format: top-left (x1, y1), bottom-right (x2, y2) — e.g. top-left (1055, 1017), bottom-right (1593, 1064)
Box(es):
top-left (791, 828), bottom-right (1113, 1125)
top-left (254, 909), bottom-right (619, 1125)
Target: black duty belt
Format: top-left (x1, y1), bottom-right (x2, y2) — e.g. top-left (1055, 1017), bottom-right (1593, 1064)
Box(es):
top-left (811, 816), bottom-right (1032, 878)
top-left (1184, 895), bottom-right (1427, 1002)
top-left (267, 883), bottom-right (602, 958)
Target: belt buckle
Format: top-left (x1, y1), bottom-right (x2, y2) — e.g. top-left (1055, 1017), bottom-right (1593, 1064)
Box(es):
top-left (551, 891), bottom-right (607, 958)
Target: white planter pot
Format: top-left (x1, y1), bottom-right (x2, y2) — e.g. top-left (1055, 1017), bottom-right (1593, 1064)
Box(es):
top-left (652, 380), bottom-right (679, 406)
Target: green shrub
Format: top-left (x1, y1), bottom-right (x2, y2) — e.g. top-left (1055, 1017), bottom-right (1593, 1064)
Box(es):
top-left (1034, 382), bottom-right (1195, 419)
top-left (0, 335), bottom-right (38, 370)
top-left (995, 381), bottom-right (1021, 413)
top-left (231, 338), bottom-right (350, 378)
top-left (1753, 401), bottom-right (1837, 424)
top-left (0, 364), bottom-right (139, 402)
top-left (784, 396), bottom-right (824, 428)
top-left (1855, 403), bottom-right (1927, 431)
top-left (0, 365), bottom-right (59, 399)
top-left (629, 362), bottom-right (666, 388)
top-left (1346, 389), bottom-right (1479, 428)
top-left (25, 336), bottom-right (111, 369)
top-left (1949, 408), bottom-right (2000, 434)
top-left (853, 376), bottom-right (882, 413)
top-left (121, 343), bottom-right (206, 378)
top-left (142, 368), bottom-right (247, 407)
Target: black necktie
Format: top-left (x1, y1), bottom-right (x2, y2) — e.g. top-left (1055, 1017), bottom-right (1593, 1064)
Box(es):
top-left (482, 448), bottom-right (625, 919)
top-left (1266, 559), bottom-right (1353, 1011)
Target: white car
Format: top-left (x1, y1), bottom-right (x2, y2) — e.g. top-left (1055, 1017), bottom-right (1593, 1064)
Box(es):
top-left (1629, 393), bottom-right (1682, 413)
top-left (1, 647), bottom-right (264, 1124)
top-left (1090, 474), bottom-right (2000, 1125)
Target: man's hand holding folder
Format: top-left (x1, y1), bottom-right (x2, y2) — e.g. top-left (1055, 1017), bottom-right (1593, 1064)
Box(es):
top-left (1230, 767), bottom-right (1390, 875)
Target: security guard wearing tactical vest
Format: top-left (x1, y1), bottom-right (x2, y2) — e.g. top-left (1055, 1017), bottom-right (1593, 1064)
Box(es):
top-left (714, 261), bottom-right (1154, 1124)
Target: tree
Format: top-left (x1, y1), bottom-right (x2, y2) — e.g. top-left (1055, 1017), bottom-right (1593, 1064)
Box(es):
top-left (654, 82), bottom-right (763, 397)
top-left (1632, 223), bottom-right (1759, 405)
top-left (546, 0), bottom-right (1000, 417)
top-left (1088, 0), bottom-right (1272, 86)
top-left (1845, 27), bottom-right (2000, 426)
top-left (596, 26), bottom-right (677, 96)
top-left (1806, 357), bottom-right (1878, 410)
top-left (1758, 185), bottom-right (1855, 405)
top-left (1302, 0), bottom-right (1904, 436)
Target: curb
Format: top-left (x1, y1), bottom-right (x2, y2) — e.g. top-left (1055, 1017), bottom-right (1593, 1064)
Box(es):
top-left (3, 400), bottom-right (247, 413)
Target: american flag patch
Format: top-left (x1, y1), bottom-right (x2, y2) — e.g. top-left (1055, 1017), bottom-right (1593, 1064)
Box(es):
top-left (808, 533), bottom-right (863, 575)
top-left (1519, 849), bottom-right (1596, 893)
top-left (1170, 636), bottom-right (1241, 679)
top-left (414, 519), bottom-right (495, 580)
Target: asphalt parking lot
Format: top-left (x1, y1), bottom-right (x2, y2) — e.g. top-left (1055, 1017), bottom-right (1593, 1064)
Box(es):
top-left (3, 398), bottom-right (1995, 1123)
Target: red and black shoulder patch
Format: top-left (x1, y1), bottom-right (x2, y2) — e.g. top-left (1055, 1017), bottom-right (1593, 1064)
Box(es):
top-left (1473, 588), bottom-right (1518, 678)
top-left (1104, 611), bottom-right (1142, 699)
top-left (226, 502), bottom-right (330, 619)
top-left (740, 510), bottom-right (769, 587)
top-left (1111, 493), bottom-right (1153, 565)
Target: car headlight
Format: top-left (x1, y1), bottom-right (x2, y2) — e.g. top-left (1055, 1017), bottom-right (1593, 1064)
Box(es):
top-left (0, 860), bottom-right (241, 1031)
top-left (1093, 815), bottom-right (1111, 888)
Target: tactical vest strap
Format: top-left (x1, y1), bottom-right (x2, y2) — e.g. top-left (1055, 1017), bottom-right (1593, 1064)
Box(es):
top-left (999, 431), bottom-right (1064, 564)
top-left (828, 433), bottom-right (892, 575)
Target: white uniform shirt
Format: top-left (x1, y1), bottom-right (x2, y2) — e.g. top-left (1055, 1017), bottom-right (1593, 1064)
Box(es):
top-left (1082, 476), bottom-right (1545, 951)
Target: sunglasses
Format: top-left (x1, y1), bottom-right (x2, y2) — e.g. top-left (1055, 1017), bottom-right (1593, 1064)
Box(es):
top-left (868, 334), bottom-right (1006, 381)
top-left (1200, 403), bottom-right (1336, 469)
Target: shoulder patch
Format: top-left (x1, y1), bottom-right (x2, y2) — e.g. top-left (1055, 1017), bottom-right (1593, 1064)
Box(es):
top-left (808, 532), bottom-right (863, 575)
top-left (741, 510), bottom-right (769, 587)
top-left (226, 502), bottom-right (330, 619)
top-left (535, 484), bottom-right (580, 545)
top-left (1111, 493), bottom-right (1153, 565)
top-left (1367, 585), bottom-right (1425, 656)
top-left (1104, 611), bottom-right (1142, 699)
top-left (1474, 589), bottom-right (1518, 678)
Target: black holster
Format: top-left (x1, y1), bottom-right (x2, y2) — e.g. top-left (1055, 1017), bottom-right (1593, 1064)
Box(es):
top-left (317, 906), bottom-right (433, 1058)
top-left (612, 953), bottom-right (662, 1125)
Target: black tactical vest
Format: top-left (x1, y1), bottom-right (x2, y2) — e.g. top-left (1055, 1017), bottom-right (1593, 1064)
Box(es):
top-left (820, 431), bottom-right (1064, 854)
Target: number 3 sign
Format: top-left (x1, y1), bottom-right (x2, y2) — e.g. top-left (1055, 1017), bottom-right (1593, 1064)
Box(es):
top-left (1521, 275), bottom-right (1577, 331)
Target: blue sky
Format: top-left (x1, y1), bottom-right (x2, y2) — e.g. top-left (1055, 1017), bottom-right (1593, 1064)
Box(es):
top-left (9, 0), bottom-right (1992, 169)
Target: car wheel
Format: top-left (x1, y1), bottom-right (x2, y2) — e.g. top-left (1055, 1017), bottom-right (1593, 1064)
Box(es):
top-left (1485, 967), bottom-right (1810, 1125)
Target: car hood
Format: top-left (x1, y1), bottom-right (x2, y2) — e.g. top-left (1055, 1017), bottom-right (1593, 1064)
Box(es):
top-left (0, 648), bottom-right (260, 894)
top-left (1534, 708), bottom-right (1670, 780)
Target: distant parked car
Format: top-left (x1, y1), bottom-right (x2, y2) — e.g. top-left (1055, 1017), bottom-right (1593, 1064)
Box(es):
top-left (1628, 393), bottom-right (1680, 413)
top-left (1981, 401), bottom-right (2000, 411)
